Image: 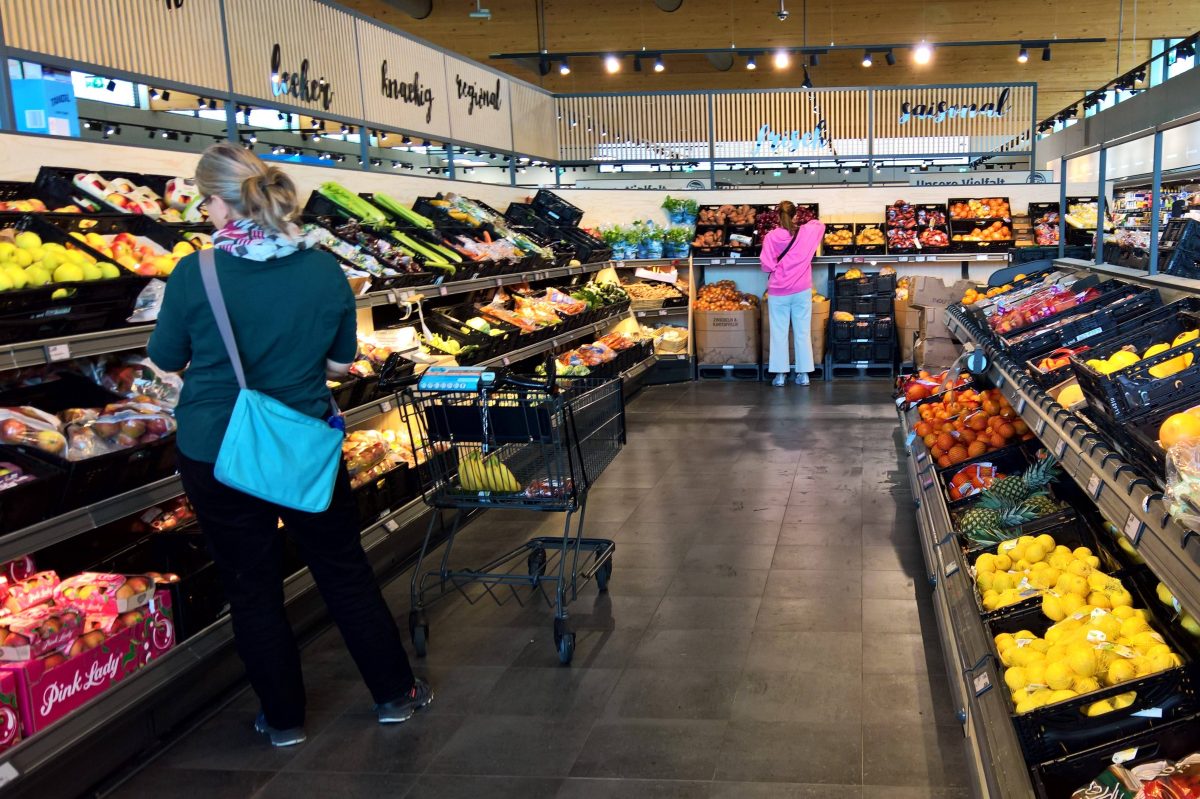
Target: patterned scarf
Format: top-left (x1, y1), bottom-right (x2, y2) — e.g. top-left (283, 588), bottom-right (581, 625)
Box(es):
top-left (212, 218), bottom-right (310, 261)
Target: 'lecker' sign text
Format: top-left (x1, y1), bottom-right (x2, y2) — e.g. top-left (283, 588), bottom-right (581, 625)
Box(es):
top-left (270, 43), bottom-right (333, 111)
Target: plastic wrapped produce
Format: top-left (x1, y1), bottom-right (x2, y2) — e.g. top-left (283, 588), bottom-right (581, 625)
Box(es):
top-left (0, 407), bottom-right (67, 455)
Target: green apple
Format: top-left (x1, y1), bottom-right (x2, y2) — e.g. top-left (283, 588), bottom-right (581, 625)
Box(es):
top-left (50, 288), bottom-right (69, 299)
top-left (0, 242), bottom-right (15, 260)
top-left (23, 266), bottom-right (49, 286)
top-left (80, 263), bottom-right (102, 281)
top-left (11, 250), bottom-right (31, 268)
top-left (4, 267), bottom-right (27, 290)
top-left (98, 262), bottom-right (120, 279)
top-left (40, 251), bottom-right (62, 272)
top-left (0, 272), bottom-right (13, 291)
top-left (52, 263), bottom-right (83, 283)
top-left (13, 231), bottom-right (41, 250)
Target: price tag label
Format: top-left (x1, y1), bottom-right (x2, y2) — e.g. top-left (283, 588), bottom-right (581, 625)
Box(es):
top-left (1016, 397), bottom-right (1027, 414)
top-left (502, 356), bottom-right (511, 366)
top-left (995, 375), bottom-right (1005, 389)
top-left (899, 256), bottom-right (910, 262)
top-left (921, 476), bottom-right (935, 491)
top-left (1112, 748), bottom-right (1140, 765)
top-left (614, 261), bottom-right (624, 269)
top-left (905, 430), bottom-right (917, 448)
top-left (973, 671), bottom-right (992, 697)
top-left (0, 762), bottom-right (19, 789)
top-left (45, 343), bottom-right (70, 362)
top-left (386, 290), bottom-right (397, 304)
top-left (495, 278), bottom-right (505, 287)
top-left (379, 400), bottom-right (393, 413)
top-left (944, 559), bottom-right (960, 578)
top-left (1123, 512), bottom-right (1143, 546)
top-left (1035, 418), bottom-right (1047, 437)
top-left (383, 519), bottom-right (399, 533)
top-left (726, 259), bottom-right (736, 265)
top-left (916, 451), bottom-right (928, 462)
top-left (976, 254), bottom-right (989, 261)
top-left (1055, 439), bottom-right (1068, 459)
top-left (438, 285), bottom-right (448, 296)
top-left (916, 256), bottom-right (928, 262)
top-left (1087, 473), bottom-right (1102, 499)
top-left (659, 309), bottom-right (668, 316)
top-left (895, 396), bottom-right (906, 408)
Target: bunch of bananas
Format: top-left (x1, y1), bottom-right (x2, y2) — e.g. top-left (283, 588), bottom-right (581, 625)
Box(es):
top-left (458, 448), bottom-right (521, 493)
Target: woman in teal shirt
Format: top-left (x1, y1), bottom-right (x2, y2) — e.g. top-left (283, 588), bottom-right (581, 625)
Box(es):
top-left (149, 143), bottom-right (429, 747)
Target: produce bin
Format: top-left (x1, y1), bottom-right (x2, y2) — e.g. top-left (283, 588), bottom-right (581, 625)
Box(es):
top-left (985, 573), bottom-right (1200, 763)
top-left (854, 223), bottom-right (886, 255)
top-left (0, 374), bottom-right (177, 510)
top-left (821, 223), bottom-right (855, 255)
top-left (531, 189), bottom-right (584, 227)
top-left (0, 446), bottom-right (65, 535)
top-left (504, 203), bottom-right (558, 240)
top-left (999, 284), bottom-right (1161, 362)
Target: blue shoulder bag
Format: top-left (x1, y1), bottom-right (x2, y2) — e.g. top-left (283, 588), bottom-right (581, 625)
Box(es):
top-left (199, 249), bottom-right (345, 513)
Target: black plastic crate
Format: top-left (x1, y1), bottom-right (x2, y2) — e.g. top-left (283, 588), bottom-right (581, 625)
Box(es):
top-left (0, 374), bottom-right (177, 510)
top-left (0, 215), bottom-right (150, 344)
top-left (853, 223), bottom-right (886, 255)
top-left (531, 190), bottom-right (583, 227)
top-left (836, 272), bottom-right (897, 296)
top-left (821, 223), bottom-right (855, 255)
top-left (831, 342), bottom-right (852, 363)
top-left (915, 203), bottom-right (950, 227)
top-left (952, 236), bottom-right (1015, 254)
top-left (987, 575), bottom-right (1200, 763)
top-left (831, 319), bottom-right (855, 342)
top-left (1121, 393), bottom-right (1200, 489)
top-left (98, 529), bottom-right (226, 642)
top-left (937, 439), bottom-right (1039, 509)
top-left (872, 295), bottom-right (894, 315)
top-left (0, 180), bottom-right (54, 213)
top-left (0, 446), bottom-right (65, 535)
top-left (40, 212), bottom-right (187, 254)
top-left (504, 203), bottom-right (558, 240)
top-left (328, 375), bottom-right (364, 411)
top-left (999, 284), bottom-right (1161, 362)
top-left (1030, 715), bottom-right (1200, 799)
top-left (553, 226), bottom-right (611, 264)
top-left (429, 304), bottom-right (519, 361)
top-left (34, 166), bottom-right (135, 214)
top-left (1070, 307), bottom-right (1200, 423)
top-left (1028, 202), bottom-right (1060, 223)
top-left (353, 471), bottom-right (394, 524)
top-left (873, 316), bottom-right (894, 342)
top-left (916, 225), bottom-right (951, 252)
top-left (871, 341), bottom-right (893, 363)
top-left (851, 342), bottom-right (871, 362)
top-left (949, 197), bottom-right (1012, 222)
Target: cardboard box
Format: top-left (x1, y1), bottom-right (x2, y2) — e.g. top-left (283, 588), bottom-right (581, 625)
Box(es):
top-left (900, 327), bottom-right (918, 363)
top-left (697, 308), bottom-right (760, 365)
top-left (915, 304), bottom-right (951, 339)
top-left (135, 591), bottom-right (176, 666)
top-left (761, 295), bottom-right (828, 366)
top-left (915, 336), bottom-right (961, 368)
top-left (0, 672), bottom-right (19, 755)
top-left (909, 276), bottom-right (974, 308)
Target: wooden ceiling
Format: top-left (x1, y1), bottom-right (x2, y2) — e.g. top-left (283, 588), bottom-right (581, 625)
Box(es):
top-left (343, 0), bottom-right (1199, 121)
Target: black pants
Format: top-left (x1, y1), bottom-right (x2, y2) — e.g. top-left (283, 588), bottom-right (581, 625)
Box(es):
top-left (177, 451), bottom-right (415, 729)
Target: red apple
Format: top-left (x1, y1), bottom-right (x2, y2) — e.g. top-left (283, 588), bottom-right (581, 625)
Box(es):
top-left (0, 418), bottom-right (26, 442)
top-left (2, 632), bottom-right (29, 647)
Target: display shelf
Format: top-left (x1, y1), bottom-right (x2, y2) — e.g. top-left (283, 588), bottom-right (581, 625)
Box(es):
top-left (353, 260), bottom-right (610, 309)
top-left (897, 408), bottom-right (1036, 799)
top-left (634, 307), bottom-right (688, 320)
top-left (0, 324), bottom-right (155, 370)
top-left (692, 253), bottom-right (1011, 268)
top-left (479, 307), bottom-right (635, 368)
top-left (0, 493), bottom-right (431, 799)
top-left (0, 474), bottom-right (183, 566)
top-left (945, 293), bottom-right (1200, 622)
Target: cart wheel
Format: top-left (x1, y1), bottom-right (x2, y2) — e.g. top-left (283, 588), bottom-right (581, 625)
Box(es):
top-left (595, 560), bottom-right (613, 592)
top-left (553, 618), bottom-right (575, 665)
top-left (408, 610), bottom-right (429, 658)
top-left (527, 547), bottom-right (547, 581)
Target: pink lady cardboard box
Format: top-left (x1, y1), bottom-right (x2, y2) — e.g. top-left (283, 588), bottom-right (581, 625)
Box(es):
top-left (0, 672), bottom-right (20, 754)
top-left (132, 591), bottom-right (175, 667)
top-left (4, 625), bottom-right (140, 735)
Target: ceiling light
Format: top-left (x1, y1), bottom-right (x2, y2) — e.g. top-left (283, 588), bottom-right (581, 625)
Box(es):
top-left (746, 55), bottom-right (757, 70)
top-left (147, 88), bottom-right (158, 99)
top-left (248, 132), bottom-right (258, 143)
top-left (1017, 47), bottom-right (1028, 63)
top-left (604, 54), bottom-right (620, 73)
top-left (862, 51), bottom-right (873, 67)
top-left (885, 50), bottom-right (896, 66)
top-left (1042, 45), bottom-right (1052, 61)
top-left (913, 41), bottom-right (933, 64)
top-left (469, 1), bottom-right (491, 18)
top-left (773, 50), bottom-right (790, 69)
top-left (801, 66), bottom-right (813, 89)
top-left (559, 58), bottom-right (570, 75)
top-left (809, 53), bottom-right (819, 66)
top-left (106, 79), bottom-right (117, 91)
top-left (654, 55), bottom-right (665, 72)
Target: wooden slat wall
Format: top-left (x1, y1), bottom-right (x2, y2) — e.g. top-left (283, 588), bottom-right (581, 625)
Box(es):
top-left (872, 85), bottom-right (1032, 155)
top-left (510, 83), bottom-right (558, 160)
top-left (555, 94), bottom-right (708, 162)
top-left (356, 18), bottom-right (452, 139)
top-left (224, 0), bottom-right (363, 121)
top-left (445, 55), bottom-right (512, 151)
top-left (0, 0), bottom-right (227, 92)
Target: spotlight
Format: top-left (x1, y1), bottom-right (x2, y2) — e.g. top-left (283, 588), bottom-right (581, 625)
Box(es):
top-left (604, 54), bottom-right (620, 73)
top-left (422, 140), bottom-right (431, 147)
top-left (183, 133), bottom-right (191, 143)
top-left (106, 79), bottom-right (116, 91)
top-left (1042, 44), bottom-right (1052, 61)
top-left (311, 118), bottom-right (321, 128)
top-left (341, 124), bottom-right (350, 134)
top-left (913, 41), bottom-right (933, 64)
top-left (148, 88), bottom-right (159, 99)
top-left (1017, 47), bottom-right (1028, 63)
top-left (104, 124), bottom-right (117, 138)
top-left (161, 130), bottom-right (169, 138)
top-left (207, 98), bottom-right (217, 109)
top-left (402, 135), bottom-right (413, 145)
top-left (248, 132), bottom-right (258, 143)
top-left (559, 58), bottom-right (570, 75)
top-left (809, 53), bottom-right (819, 66)
top-left (885, 50), bottom-right (896, 66)
top-left (277, 112), bottom-right (287, 121)
top-left (634, 56), bottom-right (642, 72)
top-left (570, 116), bottom-right (578, 127)
top-left (654, 55), bottom-right (665, 72)
top-left (773, 50), bottom-right (790, 69)
top-left (801, 66), bottom-right (813, 89)
top-left (746, 54), bottom-right (757, 70)
top-left (161, 90), bottom-right (171, 101)
top-left (862, 51), bottom-right (873, 67)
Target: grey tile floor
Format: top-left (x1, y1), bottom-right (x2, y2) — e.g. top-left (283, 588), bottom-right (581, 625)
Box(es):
top-left (110, 380), bottom-right (971, 798)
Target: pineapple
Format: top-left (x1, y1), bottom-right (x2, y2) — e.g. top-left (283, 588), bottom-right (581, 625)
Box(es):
top-left (1022, 494), bottom-right (1060, 517)
top-left (988, 455), bottom-right (1059, 504)
top-left (960, 495), bottom-right (1038, 546)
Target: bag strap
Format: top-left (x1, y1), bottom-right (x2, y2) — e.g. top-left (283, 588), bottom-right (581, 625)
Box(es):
top-left (198, 248), bottom-right (248, 390)
top-left (777, 226), bottom-right (802, 260)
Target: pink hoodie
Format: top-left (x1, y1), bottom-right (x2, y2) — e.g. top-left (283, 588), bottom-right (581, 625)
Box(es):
top-left (760, 220), bottom-right (825, 296)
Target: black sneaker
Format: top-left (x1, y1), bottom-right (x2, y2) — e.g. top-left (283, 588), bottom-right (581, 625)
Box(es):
top-left (375, 678), bottom-right (433, 724)
top-left (253, 712), bottom-right (306, 747)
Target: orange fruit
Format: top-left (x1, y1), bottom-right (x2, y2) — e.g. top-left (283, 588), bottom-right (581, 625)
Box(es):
top-left (923, 433), bottom-right (938, 448)
top-left (968, 441), bottom-right (987, 458)
top-left (931, 446), bottom-right (945, 459)
top-left (937, 455), bottom-right (952, 468)
top-left (915, 422), bottom-right (932, 437)
top-left (1158, 412), bottom-right (1200, 448)
top-left (998, 423), bottom-right (1016, 440)
top-left (937, 433), bottom-right (956, 451)
top-left (948, 445), bottom-right (969, 464)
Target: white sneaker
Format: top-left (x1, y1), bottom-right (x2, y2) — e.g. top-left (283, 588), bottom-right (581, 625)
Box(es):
top-left (772, 374), bottom-right (786, 387)
top-left (794, 373), bottom-right (810, 386)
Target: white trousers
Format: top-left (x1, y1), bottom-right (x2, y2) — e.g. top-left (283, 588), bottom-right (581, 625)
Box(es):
top-left (767, 291), bottom-right (815, 375)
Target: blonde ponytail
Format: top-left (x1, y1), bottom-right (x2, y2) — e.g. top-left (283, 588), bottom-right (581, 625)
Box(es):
top-left (195, 143), bottom-right (300, 237)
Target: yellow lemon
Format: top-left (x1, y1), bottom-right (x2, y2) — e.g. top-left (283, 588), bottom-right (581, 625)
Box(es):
top-left (1042, 593), bottom-right (1065, 621)
top-left (1067, 645), bottom-right (1098, 678)
top-left (1004, 666), bottom-right (1028, 692)
top-left (975, 554), bottom-right (996, 573)
top-left (1107, 350), bottom-right (1141, 371)
top-left (1045, 661), bottom-right (1074, 690)
top-left (1085, 699), bottom-right (1115, 716)
top-left (1088, 591), bottom-right (1112, 610)
top-left (1049, 689), bottom-right (1077, 704)
top-left (1119, 617), bottom-right (1150, 638)
top-left (1035, 534), bottom-right (1056, 552)
top-left (1025, 544), bottom-right (1047, 564)
top-left (1144, 342), bottom-right (1171, 359)
top-left (993, 553), bottom-right (1013, 571)
top-left (1073, 676), bottom-right (1101, 694)
top-left (1173, 330), bottom-right (1199, 348)
top-left (1112, 691), bottom-right (1137, 709)
top-left (1068, 560), bottom-right (1094, 578)
top-left (994, 633), bottom-right (1016, 652)
top-left (1107, 659), bottom-right (1137, 684)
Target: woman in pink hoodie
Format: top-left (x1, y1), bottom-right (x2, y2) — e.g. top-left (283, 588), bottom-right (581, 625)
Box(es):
top-left (761, 201), bottom-right (825, 386)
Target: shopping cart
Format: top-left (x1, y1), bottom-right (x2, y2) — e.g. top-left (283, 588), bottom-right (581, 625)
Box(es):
top-left (390, 363), bottom-right (623, 664)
